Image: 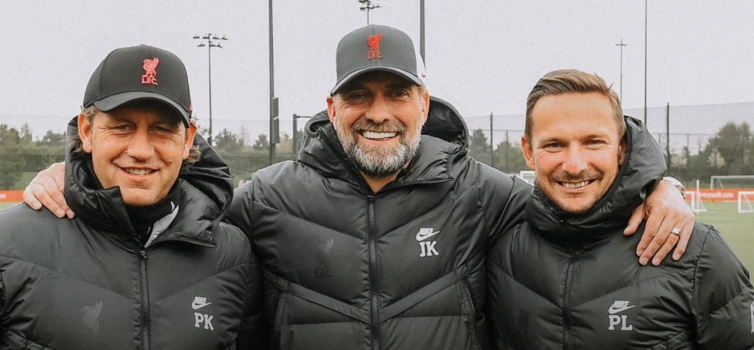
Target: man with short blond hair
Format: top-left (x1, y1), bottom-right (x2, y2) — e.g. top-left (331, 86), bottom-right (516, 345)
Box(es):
top-left (487, 69), bottom-right (754, 349)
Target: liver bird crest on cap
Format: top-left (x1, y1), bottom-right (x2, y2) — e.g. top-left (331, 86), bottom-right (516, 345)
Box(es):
top-left (141, 57), bottom-right (160, 85)
top-left (367, 33), bottom-right (383, 60)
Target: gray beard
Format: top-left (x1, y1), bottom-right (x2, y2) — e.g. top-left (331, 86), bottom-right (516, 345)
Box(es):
top-left (347, 140), bottom-right (414, 177)
top-left (335, 120), bottom-right (421, 178)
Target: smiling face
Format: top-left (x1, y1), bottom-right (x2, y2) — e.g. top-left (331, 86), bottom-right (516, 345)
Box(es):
top-left (327, 71), bottom-right (429, 187)
top-left (522, 92), bottom-right (626, 214)
top-left (78, 102), bottom-right (196, 206)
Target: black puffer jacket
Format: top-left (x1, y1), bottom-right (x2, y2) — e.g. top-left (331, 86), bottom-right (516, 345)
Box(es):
top-left (227, 97), bottom-right (531, 350)
top-left (487, 116), bottom-right (754, 349)
top-left (0, 120), bottom-right (263, 349)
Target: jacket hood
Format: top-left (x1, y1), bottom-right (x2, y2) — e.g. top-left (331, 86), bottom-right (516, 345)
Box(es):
top-left (297, 96), bottom-right (469, 191)
top-left (63, 117), bottom-right (233, 243)
top-left (524, 116), bottom-right (667, 244)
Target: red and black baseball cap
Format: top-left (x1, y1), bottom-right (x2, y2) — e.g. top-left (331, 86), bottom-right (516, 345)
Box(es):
top-left (83, 45), bottom-right (192, 126)
top-left (331, 25), bottom-right (425, 95)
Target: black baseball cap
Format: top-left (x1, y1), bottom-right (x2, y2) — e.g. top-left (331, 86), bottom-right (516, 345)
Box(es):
top-left (83, 45), bottom-right (192, 126)
top-left (331, 25), bottom-right (425, 95)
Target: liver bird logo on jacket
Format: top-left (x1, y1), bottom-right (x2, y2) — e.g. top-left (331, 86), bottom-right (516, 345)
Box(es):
top-left (315, 238), bottom-right (334, 278)
top-left (367, 33), bottom-right (383, 60)
top-left (82, 301), bottom-right (103, 338)
top-left (141, 57), bottom-right (160, 85)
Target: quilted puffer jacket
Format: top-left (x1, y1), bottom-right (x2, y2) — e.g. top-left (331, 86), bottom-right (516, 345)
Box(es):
top-left (0, 122), bottom-right (262, 350)
top-left (487, 116), bottom-right (754, 349)
top-left (227, 97), bottom-right (531, 350)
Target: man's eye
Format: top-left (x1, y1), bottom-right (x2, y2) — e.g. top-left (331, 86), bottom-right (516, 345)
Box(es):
top-left (587, 140), bottom-right (606, 146)
top-left (344, 91), bottom-right (368, 100)
top-left (113, 124), bottom-right (133, 131)
top-left (390, 90), bottom-right (410, 98)
top-left (153, 126), bottom-right (173, 133)
top-left (543, 143), bottom-right (561, 149)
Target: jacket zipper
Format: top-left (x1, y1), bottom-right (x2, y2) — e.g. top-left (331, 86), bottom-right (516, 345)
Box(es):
top-left (135, 232), bottom-right (212, 350)
top-left (562, 250), bottom-right (579, 350)
top-left (139, 249), bottom-right (151, 350)
top-left (463, 277), bottom-right (481, 350)
top-left (367, 195), bottom-right (380, 350)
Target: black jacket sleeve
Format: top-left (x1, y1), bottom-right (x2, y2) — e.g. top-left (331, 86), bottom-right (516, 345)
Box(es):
top-left (236, 245), bottom-right (269, 350)
top-left (693, 223), bottom-right (754, 348)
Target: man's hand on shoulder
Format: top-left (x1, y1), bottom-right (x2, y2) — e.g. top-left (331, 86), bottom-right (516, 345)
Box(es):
top-left (624, 178), bottom-right (694, 266)
top-left (23, 162), bottom-right (73, 219)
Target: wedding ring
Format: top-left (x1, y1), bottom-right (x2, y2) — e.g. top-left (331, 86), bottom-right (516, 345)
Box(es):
top-left (671, 227), bottom-right (681, 235)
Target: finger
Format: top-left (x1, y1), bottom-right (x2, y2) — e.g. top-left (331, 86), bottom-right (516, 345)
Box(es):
top-left (636, 206), bottom-right (664, 263)
top-left (672, 219), bottom-right (694, 260)
top-left (48, 162), bottom-right (74, 218)
top-left (26, 182), bottom-right (66, 218)
top-left (42, 174), bottom-right (69, 209)
top-left (23, 184), bottom-right (43, 210)
top-left (644, 211), bottom-right (681, 265)
top-left (624, 203), bottom-right (645, 236)
top-left (651, 232), bottom-right (681, 266)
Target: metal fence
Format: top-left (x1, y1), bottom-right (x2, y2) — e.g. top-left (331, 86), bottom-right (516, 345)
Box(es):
top-left (2, 102), bottom-right (752, 157)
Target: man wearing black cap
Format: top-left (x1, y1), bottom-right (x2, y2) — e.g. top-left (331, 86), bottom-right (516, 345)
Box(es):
top-left (23, 27), bottom-right (691, 349)
top-left (0, 45), bottom-right (262, 349)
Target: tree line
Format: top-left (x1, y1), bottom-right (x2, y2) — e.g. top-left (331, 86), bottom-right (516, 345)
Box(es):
top-left (1, 121), bottom-right (751, 190)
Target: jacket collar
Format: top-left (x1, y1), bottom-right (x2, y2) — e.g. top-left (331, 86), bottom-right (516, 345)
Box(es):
top-left (63, 117), bottom-right (232, 246)
top-left (297, 96), bottom-right (468, 192)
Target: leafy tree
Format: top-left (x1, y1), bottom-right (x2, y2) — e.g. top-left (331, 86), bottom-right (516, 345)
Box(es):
top-left (277, 133), bottom-right (293, 154)
top-left (706, 122), bottom-right (753, 174)
top-left (214, 128), bottom-right (246, 154)
top-left (493, 140), bottom-right (528, 174)
top-left (19, 124), bottom-right (33, 147)
top-left (238, 125), bottom-right (252, 146)
top-left (252, 133), bottom-right (270, 151)
top-left (468, 129), bottom-right (492, 163)
top-left (39, 130), bottom-right (66, 146)
top-left (0, 125), bottom-right (26, 189)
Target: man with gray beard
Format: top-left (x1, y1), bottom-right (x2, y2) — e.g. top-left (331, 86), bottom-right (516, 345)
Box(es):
top-left (222, 25), bottom-right (690, 349)
top-left (24, 25), bottom-right (692, 349)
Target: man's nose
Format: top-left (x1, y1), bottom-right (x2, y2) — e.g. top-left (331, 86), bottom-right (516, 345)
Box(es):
top-left (127, 129), bottom-right (154, 159)
top-left (364, 94), bottom-right (391, 124)
top-left (561, 147), bottom-right (588, 174)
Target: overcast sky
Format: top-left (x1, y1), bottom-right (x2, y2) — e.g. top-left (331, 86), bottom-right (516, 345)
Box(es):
top-left (1, 1), bottom-right (753, 139)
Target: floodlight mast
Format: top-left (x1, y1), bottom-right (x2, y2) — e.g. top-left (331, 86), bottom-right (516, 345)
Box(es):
top-left (358, 0), bottom-right (382, 25)
top-left (192, 33), bottom-right (228, 146)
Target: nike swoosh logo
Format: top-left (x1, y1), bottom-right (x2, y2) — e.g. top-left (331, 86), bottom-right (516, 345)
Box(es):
top-left (416, 230), bottom-right (440, 241)
top-left (192, 301), bottom-right (212, 310)
top-left (608, 305), bottom-right (635, 314)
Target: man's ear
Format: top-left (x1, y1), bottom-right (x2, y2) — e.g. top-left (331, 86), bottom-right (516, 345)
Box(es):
top-left (521, 136), bottom-right (536, 170)
top-left (618, 138), bottom-right (627, 165)
top-left (420, 89), bottom-right (430, 125)
top-left (326, 96), bottom-right (336, 123)
top-left (78, 113), bottom-right (93, 154)
top-left (183, 121), bottom-right (198, 160)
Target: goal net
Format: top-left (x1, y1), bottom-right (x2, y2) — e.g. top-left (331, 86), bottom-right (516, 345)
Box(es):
top-left (517, 170), bottom-right (535, 185)
top-left (710, 175), bottom-right (754, 189)
top-left (739, 191), bottom-right (754, 213)
top-left (686, 191), bottom-right (707, 213)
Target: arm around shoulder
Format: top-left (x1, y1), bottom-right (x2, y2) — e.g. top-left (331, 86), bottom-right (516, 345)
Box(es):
top-left (478, 165), bottom-right (532, 243)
